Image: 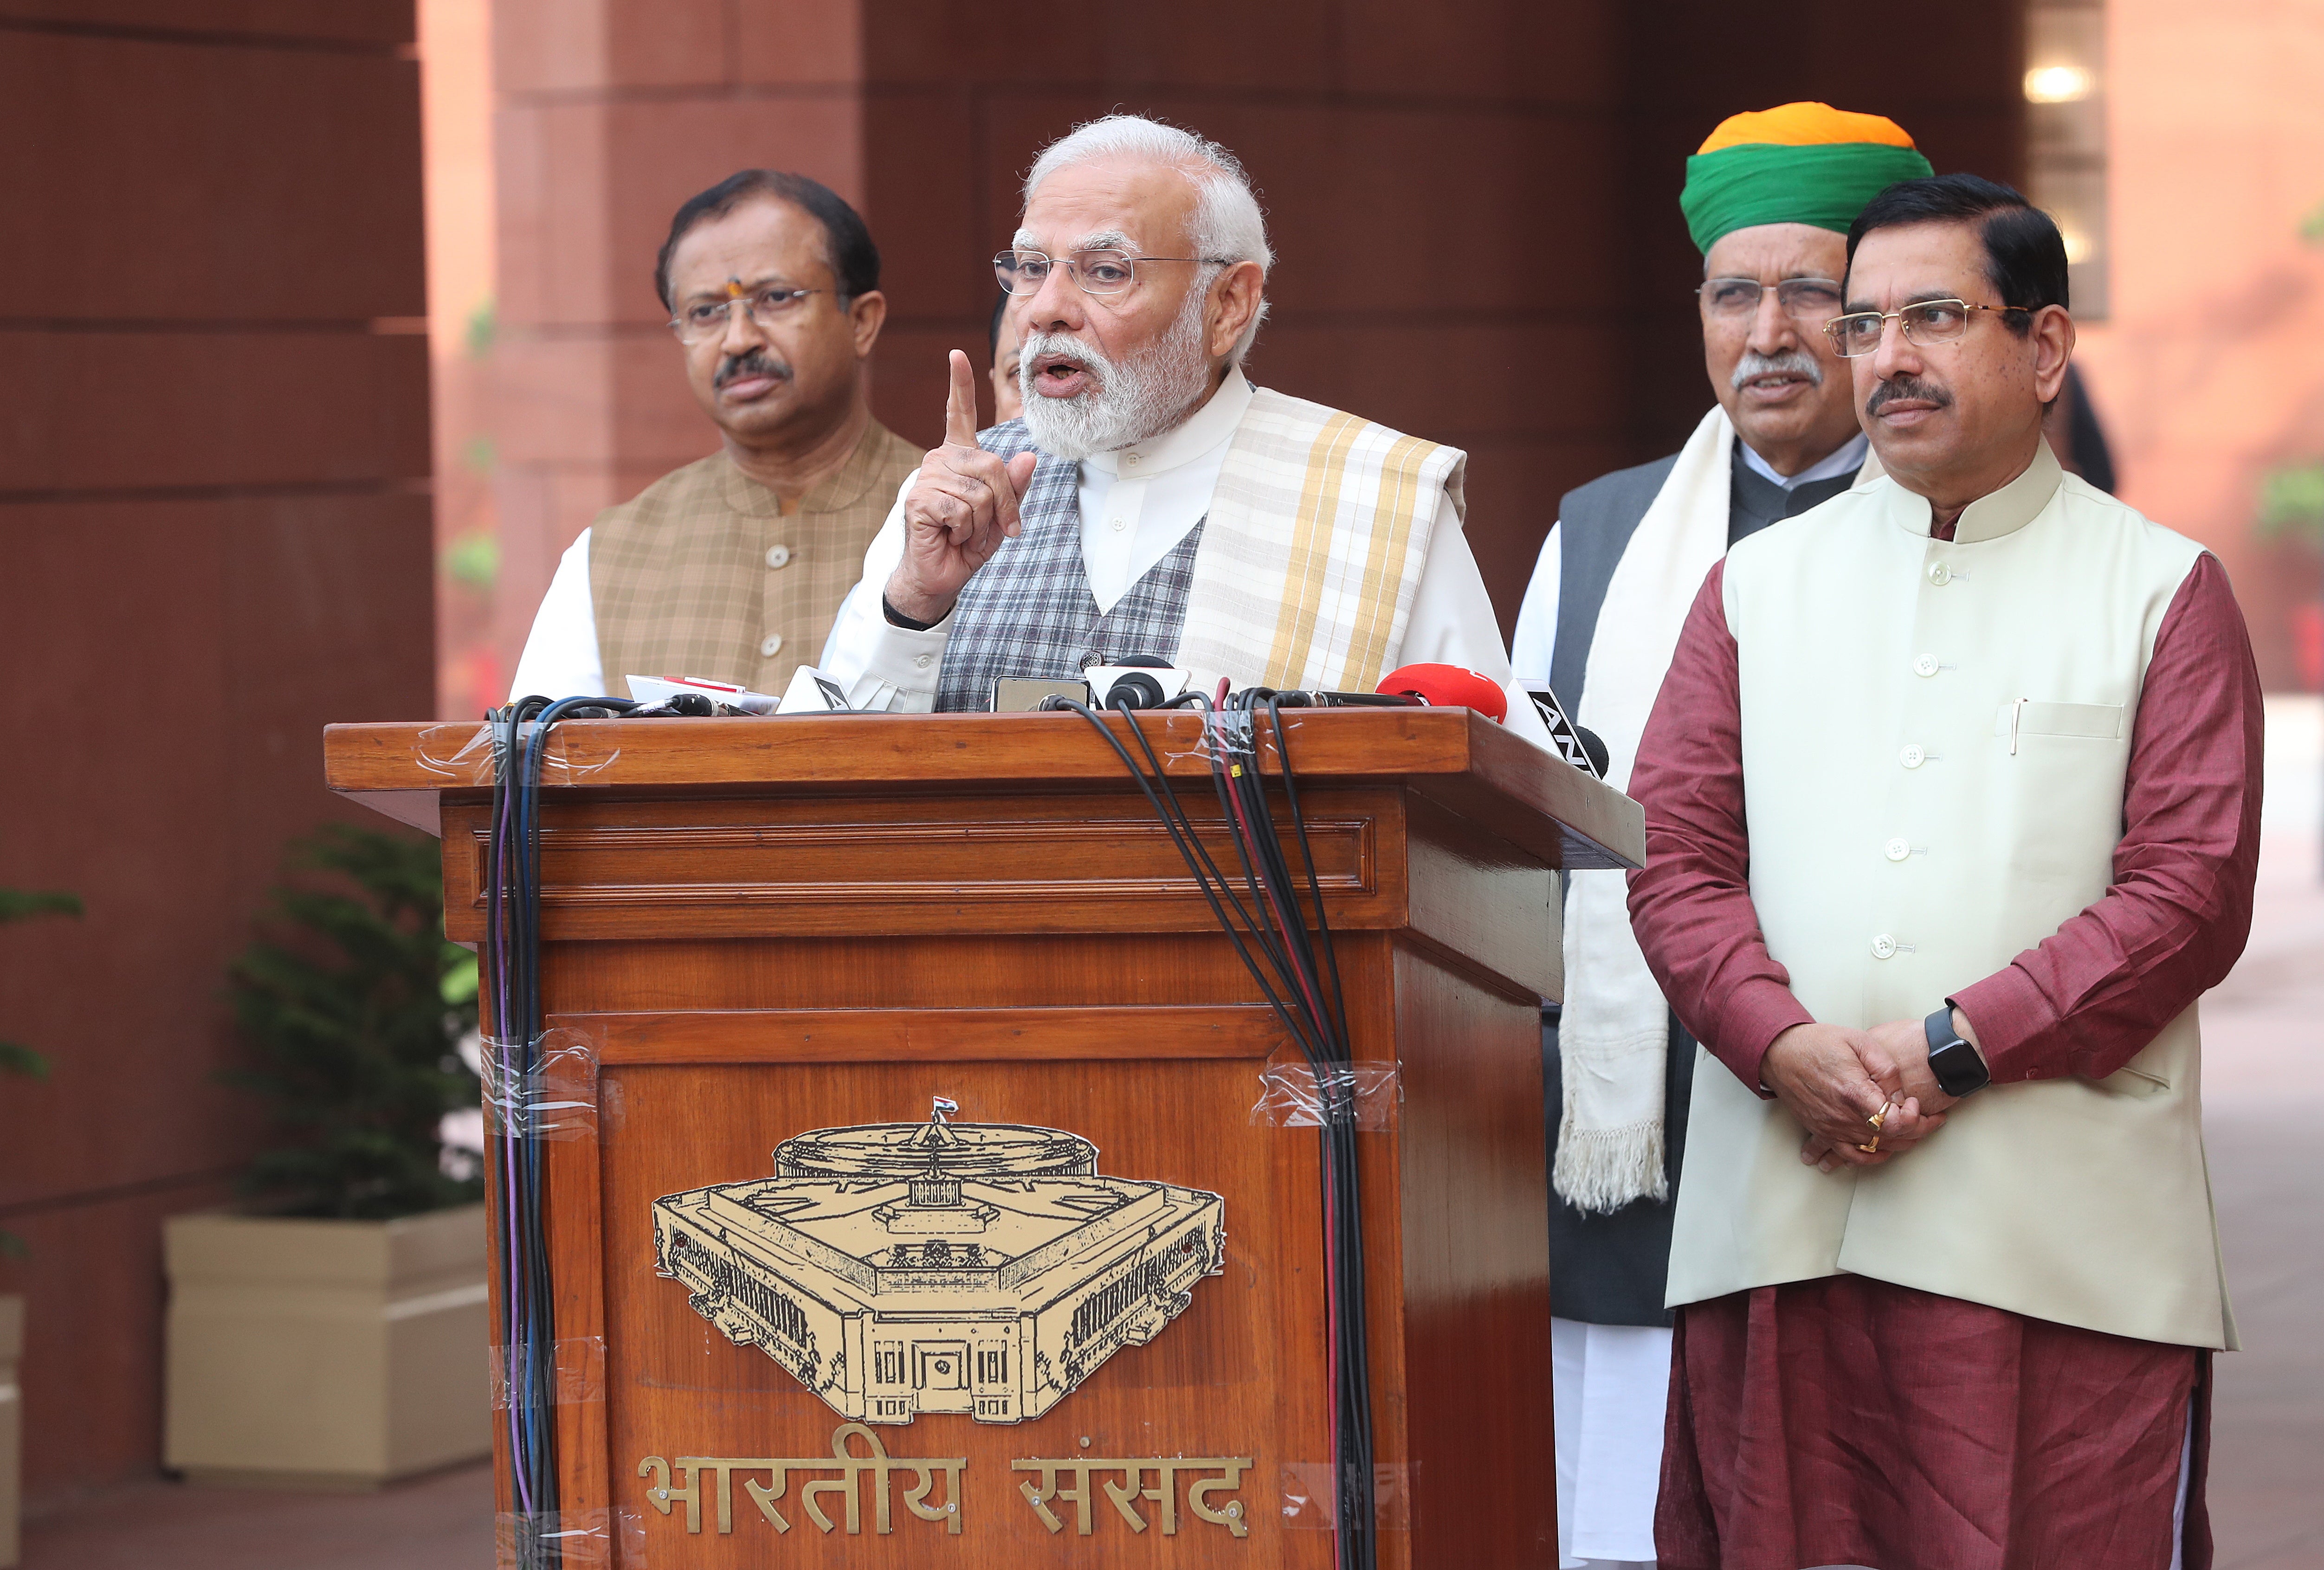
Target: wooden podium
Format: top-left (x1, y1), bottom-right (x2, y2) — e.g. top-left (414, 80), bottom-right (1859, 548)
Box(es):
top-left (324, 709), bottom-right (1642, 1569)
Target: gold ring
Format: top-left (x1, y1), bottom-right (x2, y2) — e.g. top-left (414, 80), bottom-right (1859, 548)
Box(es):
top-left (1866, 1100), bottom-right (1891, 1132)
top-left (1858, 1134), bottom-right (1881, 1154)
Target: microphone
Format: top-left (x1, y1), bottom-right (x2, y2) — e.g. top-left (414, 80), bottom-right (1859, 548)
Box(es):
top-left (1103, 671), bottom-right (1169, 709)
top-left (1574, 726), bottom-right (1610, 778)
top-left (1521, 684), bottom-right (1607, 778)
top-left (1086, 655), bottom-right (1188, 711)
top-left (1375, 663), bottom-right (1508, 723)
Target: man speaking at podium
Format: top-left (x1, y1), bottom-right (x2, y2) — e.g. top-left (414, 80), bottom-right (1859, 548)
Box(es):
top-left (819, 114), bottom-right (1551, 748)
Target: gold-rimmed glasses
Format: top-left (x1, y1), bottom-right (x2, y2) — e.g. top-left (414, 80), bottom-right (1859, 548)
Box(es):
top-left (1824, 298), bottom-right (2030, 358)
top-left (1697, 276), bottom-right (1845, 320)
top-left (668, 284), bottom-right (833, 345)
top-left (993, 248), bottom-right (1225, 298)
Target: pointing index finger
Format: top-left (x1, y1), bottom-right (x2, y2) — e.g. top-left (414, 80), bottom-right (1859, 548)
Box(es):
top-left (944, 348), bottom-right (979, 448)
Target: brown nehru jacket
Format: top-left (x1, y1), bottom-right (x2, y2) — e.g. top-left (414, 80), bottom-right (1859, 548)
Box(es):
top-left (588, 421), bottom-right (920, 699)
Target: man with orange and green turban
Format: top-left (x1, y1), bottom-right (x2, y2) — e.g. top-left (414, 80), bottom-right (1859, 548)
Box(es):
top-left (1510, 103), bottom-right (1929, 1570)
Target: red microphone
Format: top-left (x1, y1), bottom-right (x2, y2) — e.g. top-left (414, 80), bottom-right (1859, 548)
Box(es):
top-left (1375, 663), bottom-right (1507, 723)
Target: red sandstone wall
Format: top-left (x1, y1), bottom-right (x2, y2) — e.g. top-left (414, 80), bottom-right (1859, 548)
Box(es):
top-left (0, 2), bottom-right (435, 1500)
top-left (2074, 0), bottom-right (2324, 689)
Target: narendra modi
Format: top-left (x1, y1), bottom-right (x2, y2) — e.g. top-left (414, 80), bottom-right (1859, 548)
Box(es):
top-left (819, 113), bottom-right (1550, 747)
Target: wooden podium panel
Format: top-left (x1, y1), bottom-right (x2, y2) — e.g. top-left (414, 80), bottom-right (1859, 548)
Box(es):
top-left (325, 710), bottom-right (1643, 1569)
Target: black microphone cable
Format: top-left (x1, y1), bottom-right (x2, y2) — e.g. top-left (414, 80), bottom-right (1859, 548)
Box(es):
top-left (1213, 688), bottom-right (1375, 1570)
top-left (1056, 689), bottom-right (1378, 1570)
top-left (482, 693), bottom-right (637, 1568)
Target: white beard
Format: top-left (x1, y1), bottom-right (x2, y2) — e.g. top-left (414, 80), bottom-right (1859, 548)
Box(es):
top-left (1017, 284), bottom-right (1214, 462)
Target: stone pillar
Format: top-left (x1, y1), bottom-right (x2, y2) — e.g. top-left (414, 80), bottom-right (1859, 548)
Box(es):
top-left (0, 3), bottom-right (434, 1501)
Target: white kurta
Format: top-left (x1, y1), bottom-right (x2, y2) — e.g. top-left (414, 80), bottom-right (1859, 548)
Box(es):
top-left (816, 369), bottom-right (1555, 752)
top-left (510, 533), bottom-right (607, 700)
top-left (1551, 1317), bottom-right (1668, 1569)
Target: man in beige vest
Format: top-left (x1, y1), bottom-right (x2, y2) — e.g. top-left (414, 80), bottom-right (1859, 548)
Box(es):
top-left (1628, 174), bottom-right (2262, 1570)
top-left (510, 170), bottom-right (922, 700)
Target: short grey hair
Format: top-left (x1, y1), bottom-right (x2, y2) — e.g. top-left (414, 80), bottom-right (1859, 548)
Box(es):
top-left (1023, 114), bottom-right (1272, 363)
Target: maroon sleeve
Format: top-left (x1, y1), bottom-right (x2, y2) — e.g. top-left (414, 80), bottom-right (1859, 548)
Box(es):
top-left (1950, 553), bottom-right (2264, 1082)
top-left (1624, 561), bottom-right (1813, 1093)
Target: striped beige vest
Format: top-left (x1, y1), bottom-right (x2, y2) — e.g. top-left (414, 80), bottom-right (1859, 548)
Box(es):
top-left (1668, 441), bottom-right (2235, 1350)
top-left (589, 421), bottom-right (922, 698)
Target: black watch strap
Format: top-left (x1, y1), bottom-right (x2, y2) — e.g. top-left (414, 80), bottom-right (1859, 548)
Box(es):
top-left (881, 593), bottom-right (945, 632)
top-left (1924, 1005), bottom-right (1990, 1098)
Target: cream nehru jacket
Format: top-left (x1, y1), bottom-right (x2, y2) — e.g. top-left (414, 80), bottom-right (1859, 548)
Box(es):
top-left (1666, 440), bottom-right (2235, 1351)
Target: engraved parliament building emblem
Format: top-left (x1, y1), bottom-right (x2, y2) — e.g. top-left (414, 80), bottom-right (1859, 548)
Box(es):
top-left (652, 1102), bottom-right (1227, 1425)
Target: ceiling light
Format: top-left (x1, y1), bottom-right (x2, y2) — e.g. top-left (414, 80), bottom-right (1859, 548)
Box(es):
top-left (2025, 64), bottom-right (2096, 104)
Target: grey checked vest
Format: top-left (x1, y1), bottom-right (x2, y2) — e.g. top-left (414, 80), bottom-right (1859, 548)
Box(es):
top-left (934, 419), bottom-right (1204, 712)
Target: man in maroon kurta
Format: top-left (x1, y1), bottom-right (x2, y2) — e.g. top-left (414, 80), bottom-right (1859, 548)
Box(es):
top-left (1627, 177), bottom-right (2261, 1570)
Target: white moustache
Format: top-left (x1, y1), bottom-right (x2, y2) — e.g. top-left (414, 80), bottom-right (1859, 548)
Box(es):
top-left (1731, 350), bottom-right (1824, 391)
top-left (1019, 332), bottom-right (1111, 391)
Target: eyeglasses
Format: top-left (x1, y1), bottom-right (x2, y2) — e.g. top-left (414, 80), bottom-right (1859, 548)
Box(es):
top-left (1823, 299), bottom-right (2030, 358)
top-left (993, 249), bottom-right (1225, 298)
top-left (668, 285), bottom-right (833, 345)
top-left (1697, 276), bottom-right (1846, 320)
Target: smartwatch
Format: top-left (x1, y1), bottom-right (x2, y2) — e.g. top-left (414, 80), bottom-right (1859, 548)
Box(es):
top-left (1924, 1005), bottom-right (1990, 1098)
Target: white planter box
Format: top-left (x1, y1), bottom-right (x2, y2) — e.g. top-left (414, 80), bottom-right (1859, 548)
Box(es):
top-left (1, 1293), bottom-right (20, 1568)
top-left (163, 1204), bottom-right (489, 1489)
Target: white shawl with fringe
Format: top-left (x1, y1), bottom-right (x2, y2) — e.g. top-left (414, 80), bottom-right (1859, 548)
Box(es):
top-left (1555, 407), bottom-right (1735, 1212)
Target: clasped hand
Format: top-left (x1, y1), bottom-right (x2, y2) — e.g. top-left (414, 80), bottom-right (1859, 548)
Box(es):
top-left (883, 349), bottom-right (1040, 626)
top-left (1762, 1018), bottom-right (1961, 1174)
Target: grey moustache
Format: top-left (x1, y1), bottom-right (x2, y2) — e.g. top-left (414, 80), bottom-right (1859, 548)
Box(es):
top-left (1731, 350), bottom-right (1824, 391)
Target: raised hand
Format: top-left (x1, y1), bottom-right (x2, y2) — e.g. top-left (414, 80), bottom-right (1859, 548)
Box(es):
top-left (884, 349), bottom-right (1039, 626)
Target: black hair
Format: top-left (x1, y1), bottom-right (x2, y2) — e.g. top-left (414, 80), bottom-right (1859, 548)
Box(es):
top-left (988, 290), bottom-right (1012, 364)
top-left (1844, 173), bottom-right (2068, 335)
top-left (653, 170), bottom-right (879, 311)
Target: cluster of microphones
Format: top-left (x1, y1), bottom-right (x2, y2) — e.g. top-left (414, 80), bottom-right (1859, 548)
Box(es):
top-left (522, 660), bottom-right (1610, 780)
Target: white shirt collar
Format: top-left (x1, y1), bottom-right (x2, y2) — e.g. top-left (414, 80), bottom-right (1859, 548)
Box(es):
top-left (1085, 367), bottom-right (1252, 479)
top-left (1737, 429), bottom-right (1869, 491)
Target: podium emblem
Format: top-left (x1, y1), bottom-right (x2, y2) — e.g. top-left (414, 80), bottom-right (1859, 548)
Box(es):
top-left (652, 1102), bottom-right (1227, 1424)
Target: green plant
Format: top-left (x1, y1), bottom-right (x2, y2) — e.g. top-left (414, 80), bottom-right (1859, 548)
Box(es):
top-left (465, 296), bottom-right (496, 359)
top-left (226, 825), bottom-right (481, 1220)
top-left (443, 529), bottom-right (499, 589)
top-left (2257, 461), bottom-right (2324, 549)
top-left (0, 886), bottom-right (82, 1255)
